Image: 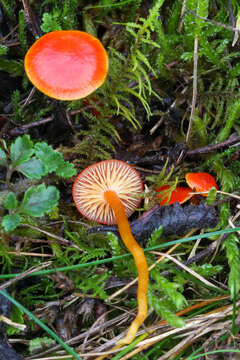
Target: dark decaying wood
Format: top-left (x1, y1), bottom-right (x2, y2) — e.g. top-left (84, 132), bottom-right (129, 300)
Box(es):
top-left (88, 203), bottom-right (218, 245)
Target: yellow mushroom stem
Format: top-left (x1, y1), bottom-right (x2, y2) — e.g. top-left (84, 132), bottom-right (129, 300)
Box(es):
top-left (104, 190), bottom-right (148, 345)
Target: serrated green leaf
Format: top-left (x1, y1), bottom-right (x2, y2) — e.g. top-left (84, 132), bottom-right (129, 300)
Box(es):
top-left (20, 184), bottom-right (60, 217)
top-left (10, 135), bottom-right (34, 166)
top-left (16, 158), bottom-right (46, 179)
top-left (34, 142), bottom-right (64, 172)
top-left (2, 214), bottom-right (21, 232)
top-left (35, 142), bottom-right (76, 178)
top-left (4, 192), bottom-right (18, 210)
top-left (55, 161), bottom-right (76, 178)
top-left (0, 148), bottom-right (7, 165)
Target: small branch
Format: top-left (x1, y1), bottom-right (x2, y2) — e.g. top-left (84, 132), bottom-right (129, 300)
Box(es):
top-left (0, 262), bottom-right (52, 290)
top-left (21, 223), bottom-right (85, 252)
top-left (176, 36), bottom-right (199, 166)
top-left (186, 36), bottom-right (199, 144)
top-left (0, 315), bottom-right (27, 331)
top-left (187, 9), bottom-right (240, 33)
top-left (6, 251), bottom-right (54, 257)
top-left (186, 135), bottom-right (240, 156)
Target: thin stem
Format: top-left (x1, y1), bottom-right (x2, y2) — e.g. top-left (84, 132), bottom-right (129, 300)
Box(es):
top-left (186, 36), bottom-right (199, 144)
top-left (104, 190), bottom-right (148, 345)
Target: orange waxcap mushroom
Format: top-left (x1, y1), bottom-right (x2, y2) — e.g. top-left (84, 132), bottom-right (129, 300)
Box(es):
top-left (156, 185), bottom-right (192, 205)
top-left (72, 159), bottom-right (143, 225)
top-left (185, 172), bottom-right (218, 197)
top-left (24, 30), bottom-right (108, 100)
top-left (72, 160), bottom-right (148, 347)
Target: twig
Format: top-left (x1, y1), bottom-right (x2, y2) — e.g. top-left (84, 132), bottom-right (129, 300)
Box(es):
top-left (178, 0), bottom-right (187, 32)
top-left (176, 36), bottom-right (199, 166)
top-left (22, 0), bottom-right (42, 38)
top-left (0, 25), bottom-right (19, 43)
top-left (6, 251), bottom-right (54, 257)
top-left (160, 240), bottom-right (218, 279)
top-left (186, 135), bottom-right (240, 156)
top-left (113, 295), bottom-right (229, 359)
top-left (21, 223), bottom-right (85, 252)
top-left (0, 262), bottom-right (52, 290)
top-left (9, 117), bottom-right (54, 136)
top-left (26, 314), bottom-right (128, 359)
top-left (150, 251), bottom-right (221, 290)
top-left (186, 36), bottom-right (198, 143)
top-left (0, 315), bottom-right (27, 331)
top-left (187, 9), bottom-right (240, 33)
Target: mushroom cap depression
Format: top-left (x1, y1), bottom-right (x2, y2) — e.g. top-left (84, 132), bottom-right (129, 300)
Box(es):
top-left (24, 30), bottom-right (108, 100)
top-left (72, 160), bottom-right (143, 225)
top-left (185, 172), bottom-right (218, 196)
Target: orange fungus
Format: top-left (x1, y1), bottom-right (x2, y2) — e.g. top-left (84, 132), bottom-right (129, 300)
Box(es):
top-left (185, 172), bottom-right (218, 196)
top-left (24, 30), bottom-right (108, 100)
top-left (156, 185), bottom-right (192, 205)
top-left (72, 160), bottom-right (148, 346)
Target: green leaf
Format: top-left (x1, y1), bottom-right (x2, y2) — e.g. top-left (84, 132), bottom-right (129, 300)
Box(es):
top-left (2, 214), bottom-right (21, 232)
top-left (41, 12), bottom-right (61, 33)
top-left (0, 148), bottom-right (7, 166)
top-left (10, 135), bottom-right (34, 166)
top-left (29, 336), bottom-right (56, 353)
top-left (4, 192), bottom-right (18, 210)
top-left (20, 184), bottom-right (60, 217)
top-left (35, 142), bottom-right (76, 178)
top-left (34, 142), bottom-right (60, 172)
top-left (55, 161), bottom-right (76, 178)
top-left (16, 158), bottom-right (46, 179)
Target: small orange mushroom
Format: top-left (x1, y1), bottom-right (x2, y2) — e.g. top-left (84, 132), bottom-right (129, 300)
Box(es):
top-left (156, 185), bottom-right (192, 205)
top-left (185, 172), bottom-right (218, 197)
top-left (72, 160), bottom-right (148, 346)
top-left (24, 30), bottom-right (108, 100)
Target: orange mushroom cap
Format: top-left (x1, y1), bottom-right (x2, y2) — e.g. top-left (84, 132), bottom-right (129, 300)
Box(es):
top-left (24, 30), bottom-right (108, 100)
top-left (72, 159), bottom-right (143, 225)
top-left (185, 172), bottom-right (218, 197)
top-left (156, 185), bottom-right (192, 205)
